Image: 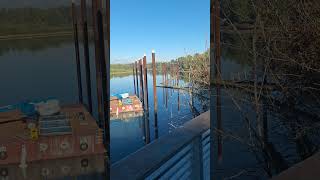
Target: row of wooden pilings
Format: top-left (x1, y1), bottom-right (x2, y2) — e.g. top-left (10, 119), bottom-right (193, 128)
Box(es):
top-left (131, 52), bottom-right (184, 142)
top-left (131, 52), bottom-right (156, 142)
top-left (71, 0), bottom-right (110, 177)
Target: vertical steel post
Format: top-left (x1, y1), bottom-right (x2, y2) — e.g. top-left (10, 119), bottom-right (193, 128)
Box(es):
top-left (97, 6), bottom-right (108, 155)
top-left (215, 0), bottom-right (222, 164)
top-left (104, 0), bottom-right (111, 178)
top-left (210, 0), bottom-right (222, 178)
top-left (152, 50), bottom-right (159, 139)
top-left (71, 0), bottom-right (83, 104)
top-left (92, 0), bottom-right (104, 129)
top-left (210, 0), bottom-right (215, 178)
top-left (80, 0), bottom-right (93, 113)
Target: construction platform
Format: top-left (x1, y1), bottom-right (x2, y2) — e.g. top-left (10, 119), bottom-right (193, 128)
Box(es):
top-left (110, 95), bottom-right (143, 120)
top-left (0, 154), bottom-right (105, 179)
top-left (0, 104), bottom-right (106, 166)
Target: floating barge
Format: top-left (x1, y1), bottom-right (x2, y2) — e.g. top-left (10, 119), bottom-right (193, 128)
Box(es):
top-left (110, 95), bottom-right (143, 120)
top-left (0, 104), bottom-right (106, 167)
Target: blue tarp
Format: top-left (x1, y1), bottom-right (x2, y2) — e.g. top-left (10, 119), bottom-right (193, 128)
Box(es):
top-left (122, 98), bottom-right (133, 105)
top-left (0, 97), bottom-right (57, 117)
top-left (111, 93), bottom-right (129, 100)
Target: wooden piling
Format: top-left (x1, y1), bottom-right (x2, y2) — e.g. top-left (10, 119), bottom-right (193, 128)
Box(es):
top-left (139, 59), bottom-right (144, 107)
top-left (152, 50), bottom-right (159, 139)
top-left (135, 61), bottom-right (140, 97)
top-left (143, 55), bottom-right (150, 144)
top-left (170, 63), bottom-right (173, 95)
top-left (164, 63), bottom-right (168, 109)
top-left (133, 63), bottom-right (137, 95)
top-left (143, 55), bottom-right (149, 111)
top-left (162, 63), bottom-right (165, 104)
top-left (177, 64), bottom-right (180, 111)
top-left (71, 0), bottom-right (83, 104)
top-left (80, 0), bottom-right (93, 113)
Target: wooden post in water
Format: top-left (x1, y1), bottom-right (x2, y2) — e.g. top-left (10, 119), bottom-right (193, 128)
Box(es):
top-left (80, 0), bottom-right (93, 113)
top-left (162, 63), bottom-right (165, 104)
top-left (151, 50), bottom-right (159, 139)
top-left (135, 61), bottom-right (140, 97)
top-left (133, 63), bottom-right (137, 95)
top-left (71, 0), bottom-right (83, 104)
top-left (164, 63), bottom-right (168, 109)
top-left (143, 54), bottom-right (150, 144)
top-left (143, 54), bottom-right (149, 110)
top-left (170, 63), bottom-right (173, 95)
top-left (177, 64), bottom-right (180, 112)
top-left (139, 59), bottom-right (144, 107)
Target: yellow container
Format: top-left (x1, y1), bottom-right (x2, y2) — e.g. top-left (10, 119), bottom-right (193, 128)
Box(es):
top-left (30, 128), bottom-right (39, 140)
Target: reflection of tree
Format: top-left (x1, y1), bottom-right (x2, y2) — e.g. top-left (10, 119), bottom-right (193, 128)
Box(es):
top-left (0, 36), bottom-right (73, 56)
top-left (214, 0), bottom-right (320, 178)
top-left (0, 7), bottom-right (73, 35)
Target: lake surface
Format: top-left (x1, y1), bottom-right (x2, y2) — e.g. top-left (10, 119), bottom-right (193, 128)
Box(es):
top-left (0, 37), bottom-right (313, 179)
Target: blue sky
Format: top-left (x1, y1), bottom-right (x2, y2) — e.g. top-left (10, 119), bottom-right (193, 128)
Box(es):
top-left (111, 0), bottom-right (210, 64)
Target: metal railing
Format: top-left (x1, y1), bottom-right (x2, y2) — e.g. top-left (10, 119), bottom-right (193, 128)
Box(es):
top-left (111, 111), bottom-right (210, 180)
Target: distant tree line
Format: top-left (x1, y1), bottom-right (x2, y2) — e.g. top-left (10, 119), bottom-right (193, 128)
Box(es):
top-left (0, 6), bottom-right (97, 35)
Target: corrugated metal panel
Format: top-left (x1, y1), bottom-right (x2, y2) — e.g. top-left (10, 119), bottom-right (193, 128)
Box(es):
top-left (145, 129), bottom-right (211, 180)
top-left (202, 130), bottom-right (210, 180)
top-left (146, 144), bottom-right (192, 180)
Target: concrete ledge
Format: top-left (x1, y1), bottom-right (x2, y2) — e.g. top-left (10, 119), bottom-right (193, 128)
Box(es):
top-left (271, 152), bottom-right (320, 180)
top-left (111, 111), bottom-right (210, 180)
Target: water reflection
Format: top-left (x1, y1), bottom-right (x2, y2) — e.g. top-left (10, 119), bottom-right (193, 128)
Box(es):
top-left (110, 75), bottom-right (210, 163)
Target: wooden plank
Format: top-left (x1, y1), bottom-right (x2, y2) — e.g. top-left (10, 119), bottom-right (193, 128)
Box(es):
top-left (0, 110), bottom-right (24, 124)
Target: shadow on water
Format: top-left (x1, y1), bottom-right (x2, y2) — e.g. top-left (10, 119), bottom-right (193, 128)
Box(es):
top-left (210, 34), bottom-right (320, 179)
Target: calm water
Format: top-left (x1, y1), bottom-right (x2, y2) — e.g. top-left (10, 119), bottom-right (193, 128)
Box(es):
top-left (110, 75), bottom-right (208, 163)
top-left (0, 37), bottom-right (310, 179)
